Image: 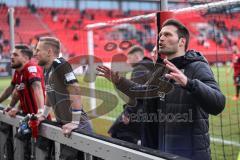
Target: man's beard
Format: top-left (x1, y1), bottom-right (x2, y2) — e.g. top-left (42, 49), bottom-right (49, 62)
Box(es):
top-left (158, 49), bottom-right (176, 55)
top-left (11, 63), bottom-right (22, 69)
top-left (38, 60), bottom-right (47, 66)
top-left (158, 45), bottom-right (178, 56)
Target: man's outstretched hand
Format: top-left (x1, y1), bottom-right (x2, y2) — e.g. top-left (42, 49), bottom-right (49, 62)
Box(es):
top-left (164, 59), bottom-right (188, 87)
top-left (96, 66), bottom-right (121, 84)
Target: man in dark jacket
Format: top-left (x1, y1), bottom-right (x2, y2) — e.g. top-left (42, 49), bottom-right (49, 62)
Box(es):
top-left (108, 46), bottom-right (153, 144)
top-left (97, 19), bottom-right (225, 160)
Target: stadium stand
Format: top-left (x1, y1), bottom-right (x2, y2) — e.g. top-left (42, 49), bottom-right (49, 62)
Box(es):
top-left (0, 4), bottom-right (239, 62)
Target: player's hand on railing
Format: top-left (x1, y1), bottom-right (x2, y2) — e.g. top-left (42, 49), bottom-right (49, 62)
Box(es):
top-left (96, 66), bottom-right (121, 84)
top-left (62, 122), bottom-right (78, 137)
top-left (36, 105), bottom-right (51, 125)
top-left (8, 108), bottom-right (19, 118)
top-left (36, 114), bottom-right (46, 125)
top-left (3, 106), bottom-right (12, 114)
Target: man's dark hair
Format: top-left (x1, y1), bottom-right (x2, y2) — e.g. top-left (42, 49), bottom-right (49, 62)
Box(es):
top-left (15, 44), bottom-right (33, 59)
top-left (128, 45), bottom-right (144, 56)
top-left (162, 19), bottom-right (190, 51)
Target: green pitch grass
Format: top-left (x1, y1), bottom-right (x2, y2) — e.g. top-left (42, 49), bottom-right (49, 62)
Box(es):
top-left (210, 66), bottom-right (240, 160)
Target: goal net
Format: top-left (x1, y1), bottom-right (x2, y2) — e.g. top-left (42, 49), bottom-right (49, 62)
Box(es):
top-left (82, 1), bottom-right (240, 159)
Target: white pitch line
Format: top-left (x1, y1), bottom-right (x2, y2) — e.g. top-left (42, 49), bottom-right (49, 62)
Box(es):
top-left (100, 116), bottom-right (240, 148)
top-left (211, 137), bottom-right (240, 147)
top-left (100, 116), bottom-right (115, 121)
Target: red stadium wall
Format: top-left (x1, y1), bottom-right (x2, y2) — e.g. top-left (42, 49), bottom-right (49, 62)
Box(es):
top-left (0, 6), bottom-right (239, 63)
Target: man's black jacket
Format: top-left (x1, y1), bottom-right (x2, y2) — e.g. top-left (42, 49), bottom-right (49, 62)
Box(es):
top-left (115, 50), bottom-right (225, 160)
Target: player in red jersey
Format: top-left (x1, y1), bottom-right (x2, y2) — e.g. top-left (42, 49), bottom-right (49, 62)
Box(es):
top-left (0, 44), bottom-right (45, 117)
top-left (231, 42), bottom-right (240, 100)
top-left (0, 44), bottom-right (45, 160)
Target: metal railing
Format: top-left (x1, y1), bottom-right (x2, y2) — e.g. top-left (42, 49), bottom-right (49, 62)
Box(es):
top-left (0, 105), bottom-right (189, 160)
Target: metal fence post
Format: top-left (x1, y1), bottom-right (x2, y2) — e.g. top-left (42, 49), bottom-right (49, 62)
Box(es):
top-left (55, 142), bottom-right (61, 160)
top-left (13, 127), bottom-right (25, 160)
top-left (0, 130), bottom-right (8, 160)
top-left (84, 153), bottom-right (93, 160)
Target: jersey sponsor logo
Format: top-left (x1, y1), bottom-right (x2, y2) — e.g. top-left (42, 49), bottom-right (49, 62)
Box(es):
top-left (28, 66), bottom-right (37, 73)
top-left (54, 59), bottom-right (61, 63)
top-left (16, 83), bottom-right (25, 91)
top-left (65, 72), bottom-right (76, 82)
top-left (158, 91), bottom-right (165, 101)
